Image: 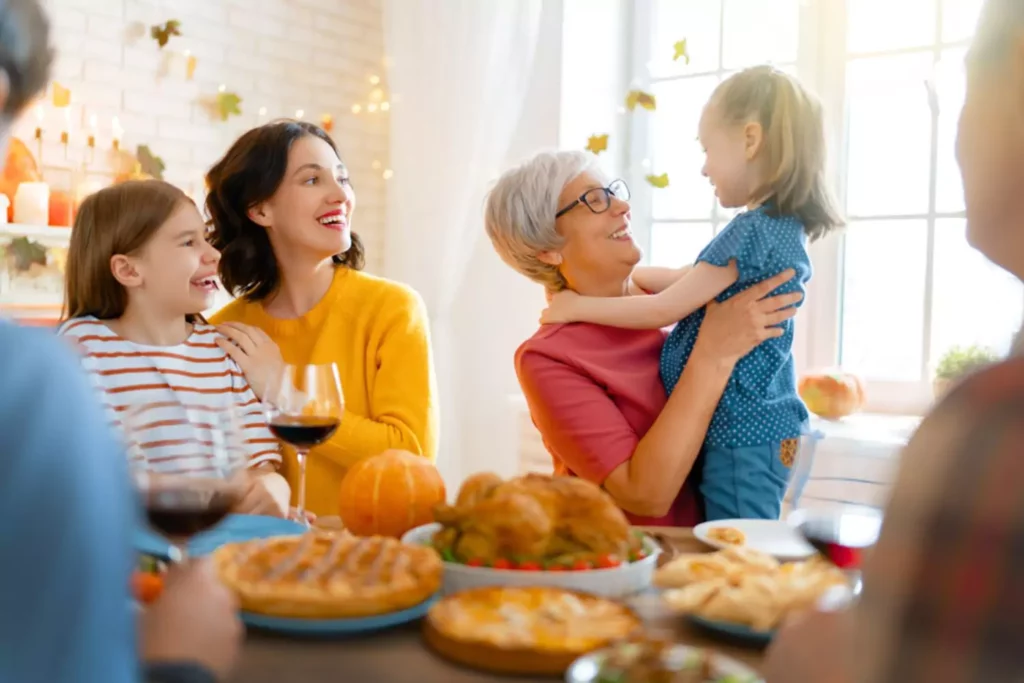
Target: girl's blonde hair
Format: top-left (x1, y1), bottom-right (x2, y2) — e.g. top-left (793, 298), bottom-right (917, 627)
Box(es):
top-left (63, 179), bottom-right (198, 321)
top-left (711, 65), bottom-right (843, 241)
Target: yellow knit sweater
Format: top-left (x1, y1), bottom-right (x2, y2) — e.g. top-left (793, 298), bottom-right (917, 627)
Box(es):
top-left (211, 267), bottom-right (439, 516)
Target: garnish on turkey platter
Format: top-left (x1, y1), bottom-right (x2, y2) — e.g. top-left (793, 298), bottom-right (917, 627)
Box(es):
top-left (428, 472), bottom-right (651, 571)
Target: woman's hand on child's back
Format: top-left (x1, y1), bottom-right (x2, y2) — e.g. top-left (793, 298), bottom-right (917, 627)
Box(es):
top-left (695, 269), bottom-right (801, 365)
top-left (215, 322), bottom-right (283, 400)
top-left (540, 289), bottom-right (580, 325)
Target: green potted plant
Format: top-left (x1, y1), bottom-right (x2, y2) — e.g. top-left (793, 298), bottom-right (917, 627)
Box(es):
top-left (933, 345), bottom-right (1000, 398)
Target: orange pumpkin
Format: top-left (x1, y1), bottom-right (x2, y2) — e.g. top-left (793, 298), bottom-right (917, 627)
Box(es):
top-left (338, 449), bottom-right (446, 538)
top-left (798, 370), bottom-right (865, 420)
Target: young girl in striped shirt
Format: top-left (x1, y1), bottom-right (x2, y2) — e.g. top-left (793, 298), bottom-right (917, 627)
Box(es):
top-left (59, 180), bottom-right (291, 517)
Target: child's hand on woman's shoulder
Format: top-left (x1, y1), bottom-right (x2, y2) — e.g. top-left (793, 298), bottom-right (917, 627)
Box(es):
top-left (215, 322), bottom-right (283, 399)
top-left (540, 289), bottom-right (580, 325)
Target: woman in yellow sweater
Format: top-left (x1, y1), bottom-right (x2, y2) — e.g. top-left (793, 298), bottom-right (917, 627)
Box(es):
top-left (204, 120), bottom-right (439, 517)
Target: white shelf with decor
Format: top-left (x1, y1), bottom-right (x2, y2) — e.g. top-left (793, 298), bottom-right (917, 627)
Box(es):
top-left (0, 221), bottom-right (73, 247)
top-left (0, 222), bottom-right (71, 324)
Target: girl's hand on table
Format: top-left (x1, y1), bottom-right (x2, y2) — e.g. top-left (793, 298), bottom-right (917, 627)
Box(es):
top-left (215, 322), bottom-right (283, 400)
top-left (233, 471), bottom-right (290, 518)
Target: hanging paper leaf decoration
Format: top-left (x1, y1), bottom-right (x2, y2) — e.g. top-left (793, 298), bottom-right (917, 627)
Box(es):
top-left (136, 144), bottom-right (165, 180)
top-left (185, 54), bottom-right (198, 80)
top-left (645, 173), bottom-right (670, 189)
top-left (215, 91), bottom-right (242, 121)
top-left (585, 134), bottom-right (609, 155)
top-left (321, 113), bottom-right (334, 132)
top-left (51, 82), bottom-right (71, 107)
top-left (150, 20), bottom-right (181, 48)
top-left (673, 39), bottom-right (690, 64)
top-left (625, 90), bottom-right (657, 112)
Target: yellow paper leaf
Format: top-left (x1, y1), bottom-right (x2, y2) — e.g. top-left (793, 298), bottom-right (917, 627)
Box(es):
top-left (52, 82), bottom-right (71, 107)
top-left (645, 173), bottom-right (670, 189)
top-left (673, 39), bottom-right (690, 64)
top-left (585, 133), bottom-right (609, 155)
top-left (215, 91), bottom-right (242, 121)
top-left (625, 89), bottom-right (656, 112)
top-left (186, 54), bottom-right (198, 80)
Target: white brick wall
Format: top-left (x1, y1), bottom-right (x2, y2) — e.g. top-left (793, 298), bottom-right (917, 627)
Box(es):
top-left (15, 0), bottom-right (390, 272)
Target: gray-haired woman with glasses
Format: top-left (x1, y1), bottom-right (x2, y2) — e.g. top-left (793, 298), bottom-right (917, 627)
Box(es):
top-left (485, 150), bottom-right (801, 525)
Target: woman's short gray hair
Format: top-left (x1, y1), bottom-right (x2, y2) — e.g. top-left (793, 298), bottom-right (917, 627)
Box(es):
top-left (484, 150), bottom-right (598, 290)
top-left (971, 0), bottom-right (1024, 64)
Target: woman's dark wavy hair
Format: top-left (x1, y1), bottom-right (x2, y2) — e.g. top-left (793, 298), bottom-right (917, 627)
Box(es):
top-left (204, 120), bottom-right (365, 301)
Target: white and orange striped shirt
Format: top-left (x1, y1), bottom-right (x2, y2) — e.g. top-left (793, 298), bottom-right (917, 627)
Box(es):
top-left (58, 316), bottom-right (281, 477)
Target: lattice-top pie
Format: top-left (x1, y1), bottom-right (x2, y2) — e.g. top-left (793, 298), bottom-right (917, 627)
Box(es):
top-left (213, 532), bottom-right (442, 619)
top-left (426, 586), bottom-right (642, 653)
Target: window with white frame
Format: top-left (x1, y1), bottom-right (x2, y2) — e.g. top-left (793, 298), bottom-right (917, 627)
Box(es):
top-left (628, 0), bottom-right (1022, 414)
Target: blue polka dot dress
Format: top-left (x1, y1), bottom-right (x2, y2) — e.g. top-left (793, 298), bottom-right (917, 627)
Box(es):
top-left (660, 205), bottom-right (810, 520)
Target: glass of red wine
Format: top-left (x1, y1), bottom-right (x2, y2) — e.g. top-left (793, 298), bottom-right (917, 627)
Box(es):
top-left (124, 401), bottom-right (248, 562)
top-left (789, 505), bottom-right (883, 609)
top-left (263, 363), bottom-right (343, 527)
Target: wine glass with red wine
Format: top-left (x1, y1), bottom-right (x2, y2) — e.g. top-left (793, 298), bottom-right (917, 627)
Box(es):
top-left (263, 363), bottom-right (343, 527)
top-left (124, 402), bottom-right (248, 561)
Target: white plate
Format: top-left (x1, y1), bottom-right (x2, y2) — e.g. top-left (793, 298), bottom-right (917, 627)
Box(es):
top-left (693, 519), bottom-right (815, 561)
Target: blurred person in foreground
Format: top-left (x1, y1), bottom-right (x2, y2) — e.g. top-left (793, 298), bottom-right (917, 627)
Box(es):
top-left (764, 1), bottom-right (1024, 681)
top-left (0, 1), bottom-right (241, 682)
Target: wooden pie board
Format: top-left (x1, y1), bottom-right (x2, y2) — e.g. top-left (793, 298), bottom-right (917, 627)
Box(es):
top-left (421, 588), bottom-right (645, 677)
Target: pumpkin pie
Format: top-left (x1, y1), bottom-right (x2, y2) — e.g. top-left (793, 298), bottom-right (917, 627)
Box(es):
top-left (423, 586), bottom-right (642, 675)
top-left (213, 531), bottom-right (442, 619)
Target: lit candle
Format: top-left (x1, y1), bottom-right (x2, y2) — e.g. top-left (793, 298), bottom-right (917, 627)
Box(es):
top-left (111, 116), bottom-right (122, 151)
top-left (33, 103), bottom-right (44, 140)
top-left (87, 113), bottom-right (97, 149)
top-left (14, 181), bottom-right (50, 226)
top-left (60, 108), bottom-right (69, 145)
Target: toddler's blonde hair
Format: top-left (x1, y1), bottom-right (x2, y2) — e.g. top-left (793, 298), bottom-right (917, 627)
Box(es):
top-left (711, 65), bottom-right (843, 241)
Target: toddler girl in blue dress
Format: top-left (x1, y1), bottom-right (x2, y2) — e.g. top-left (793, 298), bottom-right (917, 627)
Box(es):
top-left (542, 65), bottom-right (843, 520)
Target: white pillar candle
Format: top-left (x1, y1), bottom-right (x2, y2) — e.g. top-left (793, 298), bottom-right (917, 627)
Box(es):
top-left (0, 195), bottom-right (9, 224)
top-left (13, 182), bottom-right (49, 226)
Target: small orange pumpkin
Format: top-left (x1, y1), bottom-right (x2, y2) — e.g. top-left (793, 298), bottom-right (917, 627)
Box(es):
top-left (338, 449), bottom-right (446, 538)
top-left (798, 370), bottom-right (865, 420)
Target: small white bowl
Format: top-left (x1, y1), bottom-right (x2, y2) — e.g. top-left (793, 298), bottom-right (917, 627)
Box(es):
top-left (400, 523), bottom-right (660, 599)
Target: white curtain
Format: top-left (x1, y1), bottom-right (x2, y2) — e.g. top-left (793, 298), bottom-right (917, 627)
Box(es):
top-left (382, 0), bottom-right (543, 487)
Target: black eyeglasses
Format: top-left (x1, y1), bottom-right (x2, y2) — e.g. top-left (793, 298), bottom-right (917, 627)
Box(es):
top-left (555, 179), bottom-right (630, 219)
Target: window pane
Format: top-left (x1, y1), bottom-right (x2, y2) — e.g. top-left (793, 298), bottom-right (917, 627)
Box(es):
top-left (649, 222), bottom-right (714, 268)
top-left (721, 0), bottom-right (799, 70)
top-left (942, 0), bottom-right (984, 43)
top-left (935, 48), bottom-right (966, 213)
top-left (841, 220), bottom-right (928, 381)
top-left (649, 0), bottom-right (721, 78)
top-left (848, 0), bottom-right (936, 53)
top-left (846, 53), bottom-right (934, 217)
top-left (650, 76), bottom-right (719, 220)
top-left (930, 218), bottom-right (1022, 368)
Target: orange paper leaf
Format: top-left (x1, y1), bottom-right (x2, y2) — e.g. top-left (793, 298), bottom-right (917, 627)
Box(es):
top-left (585, 134), bottom-right (609, 155)
top-left (321, 113), bottom-right (334, 132)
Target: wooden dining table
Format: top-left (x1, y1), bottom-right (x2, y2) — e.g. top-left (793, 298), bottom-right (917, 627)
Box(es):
top-left (229, 526), bottom-right (766, 683)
